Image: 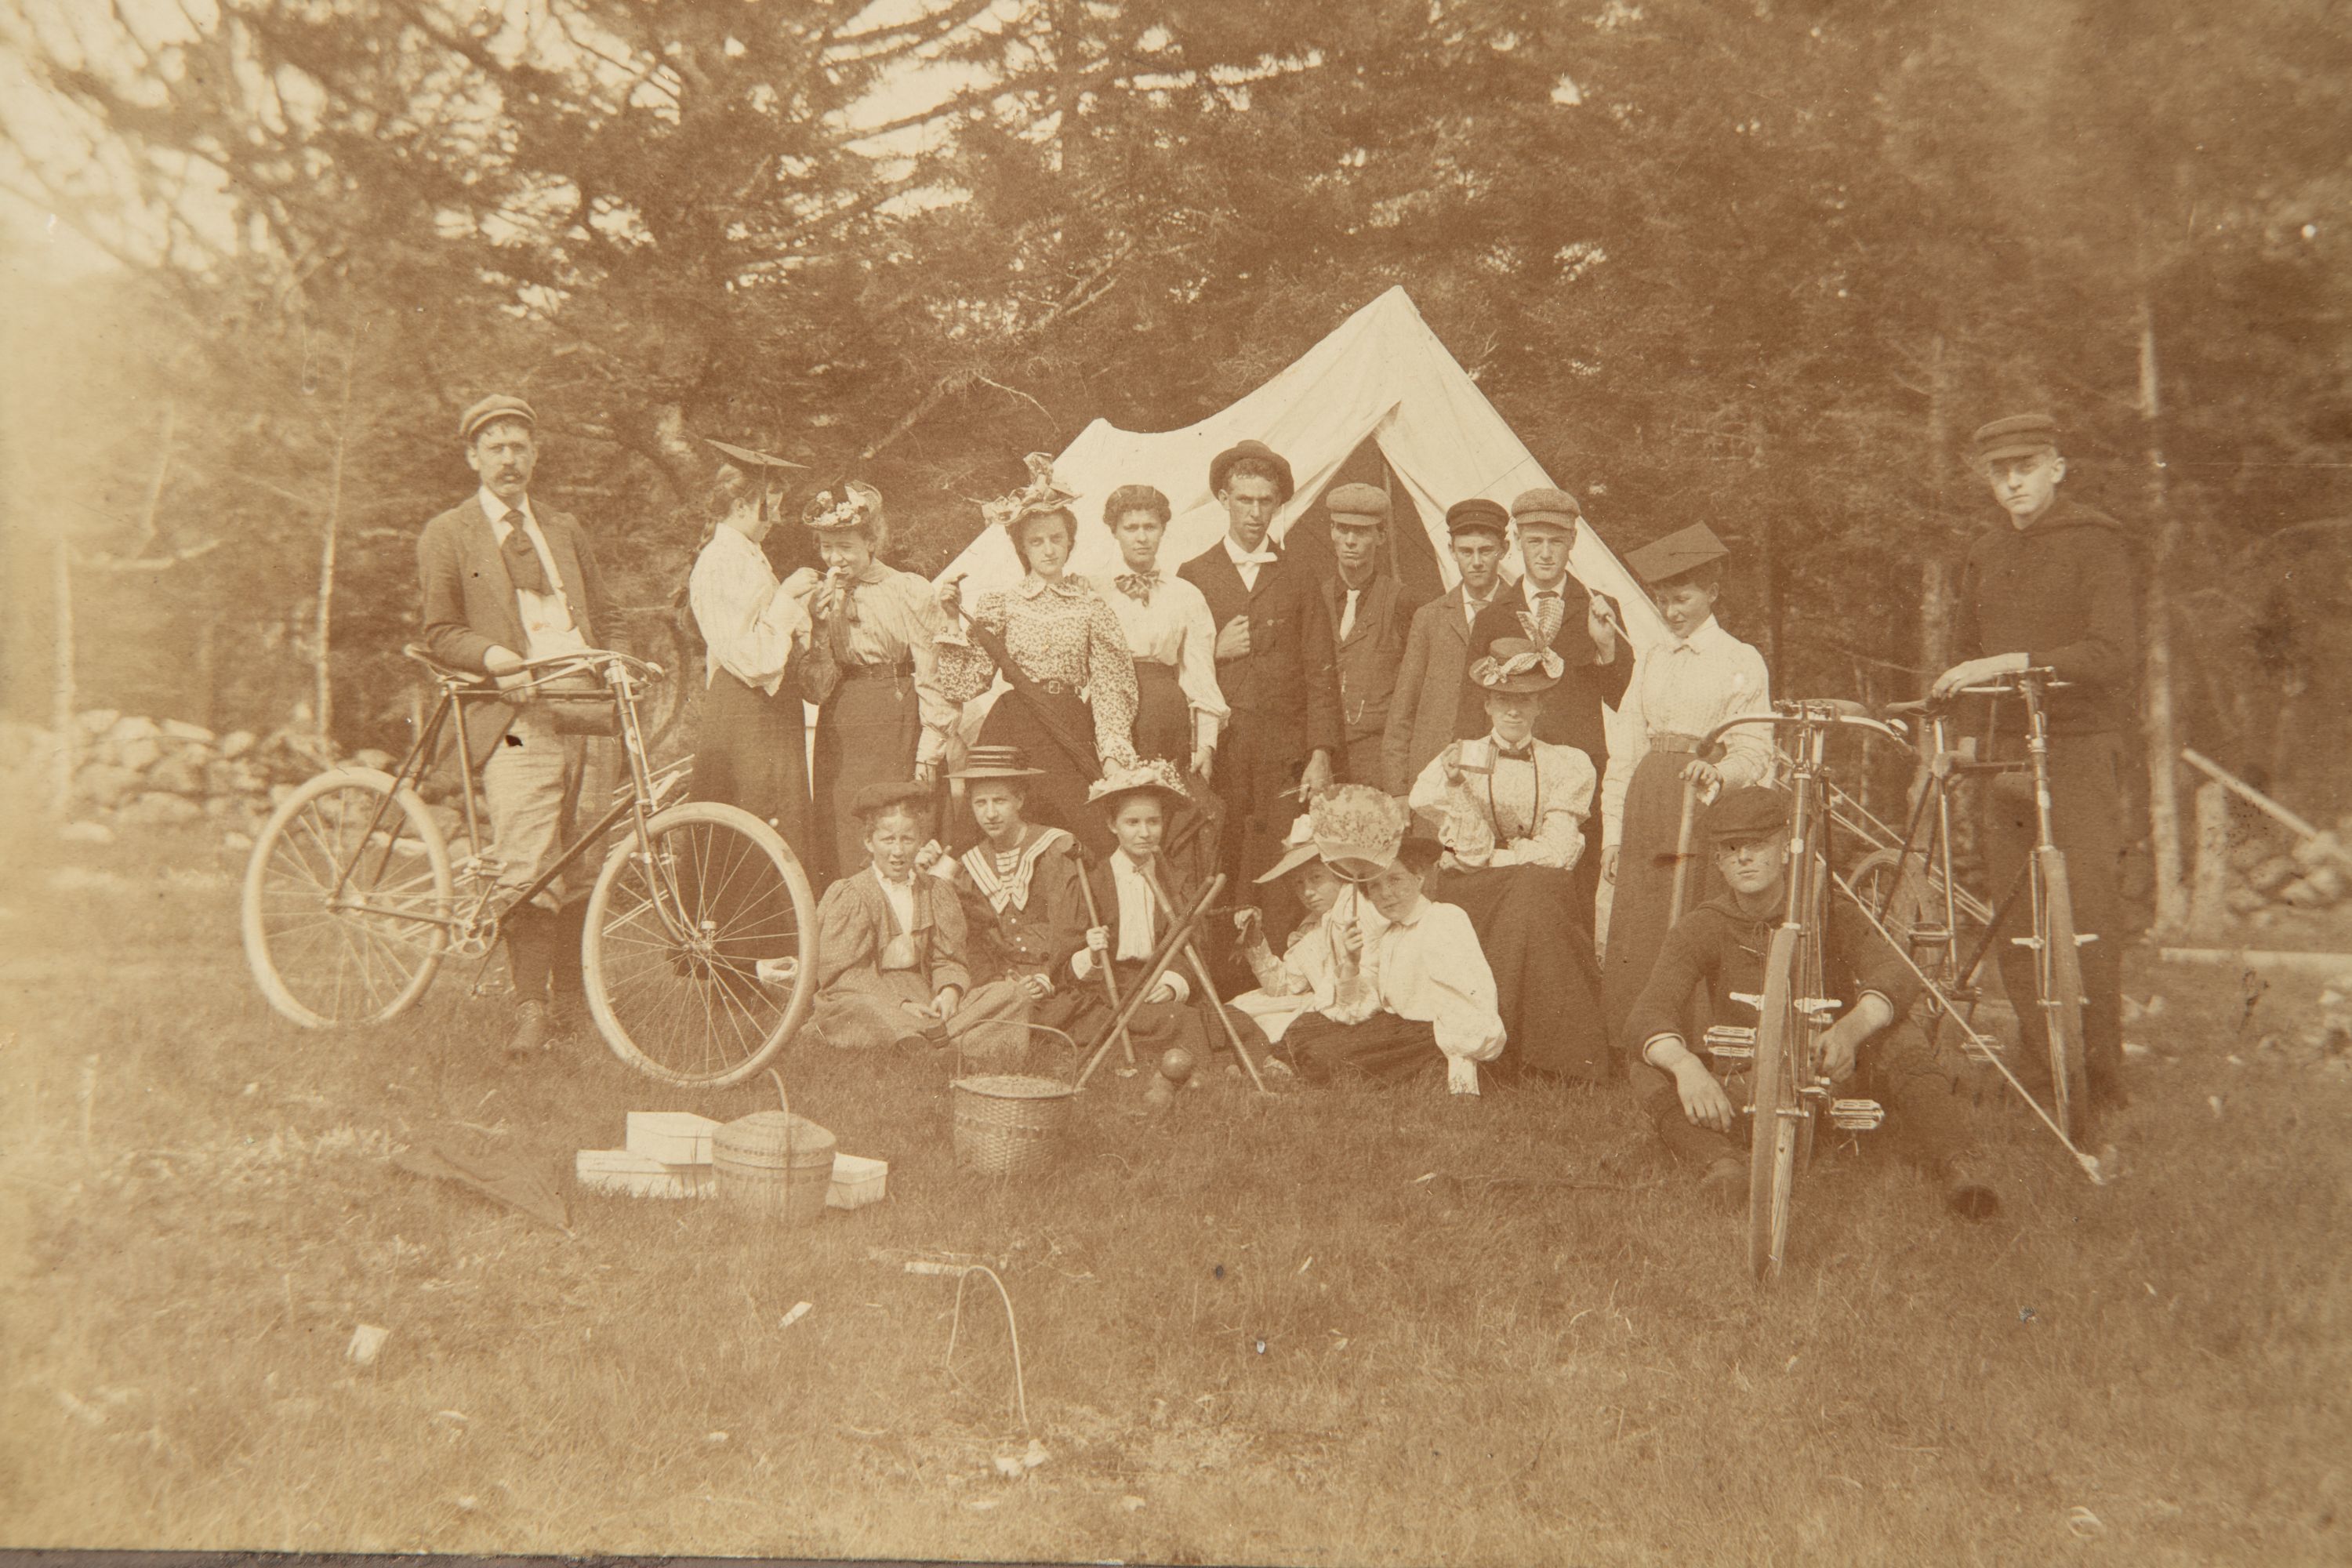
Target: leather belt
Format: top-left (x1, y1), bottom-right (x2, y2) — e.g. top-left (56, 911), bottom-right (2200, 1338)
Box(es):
top-left (1647, 731), bottom-right (1704, 755)
top-left (1035, 678), bottom-right (1073, 696)
top-left (840, 661), bottom-right (914, 681)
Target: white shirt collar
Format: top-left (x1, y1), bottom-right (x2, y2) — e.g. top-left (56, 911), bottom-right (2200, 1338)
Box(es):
top-left (1523, 573), bottom-right (1569, 600)
top-left (1669, 615), bottom-right (1726, 654)
top-left (1384, 895), bottom-right (1428, 930)
top-left (479, 488), bottom-right (535, 532)
top-left (1223, 534), bottom-right (1279, 568)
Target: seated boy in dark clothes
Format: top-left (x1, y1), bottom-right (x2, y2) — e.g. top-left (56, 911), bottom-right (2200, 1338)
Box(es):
top-left (1624, 785), bottom-right (1995, 1217)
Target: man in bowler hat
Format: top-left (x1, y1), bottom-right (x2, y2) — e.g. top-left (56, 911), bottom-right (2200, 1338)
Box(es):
top-left (418, 395), bottom-right (615, 1060)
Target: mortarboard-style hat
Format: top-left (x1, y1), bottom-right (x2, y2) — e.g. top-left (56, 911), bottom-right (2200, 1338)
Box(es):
top-left (1624, 524), bottom-right (1730, 587)
top-left (1704, 784), bottom-right (1791, 843)
top-left (1972, 414), bottom-right (2061, 464)
top-left (1445, 498), bottom-right (1509, 539)
top-left (459, 394), bottom-right (536, 444)
top-left (1510, 487), bottom-right (1584, 533)
top-left (1209, 440), bottom-right (1296, 503)
top-left (706, 437), bottom-right (808, 473)
top-left (1324, 482), bottom-right (1389, 527)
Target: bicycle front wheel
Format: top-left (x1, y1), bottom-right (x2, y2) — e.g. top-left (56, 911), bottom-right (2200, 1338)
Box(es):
top-left (583, 801), bottom-right (817, 1087)
top-left (242, 769), bottom-right (452, 1027)
top-left (2038, 845), bottom-right (2090, 1143)
top-left (1747, 924), bottom-right (1806, 1281)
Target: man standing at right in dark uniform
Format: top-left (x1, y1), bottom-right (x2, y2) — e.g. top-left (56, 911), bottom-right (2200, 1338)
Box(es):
top-left (1931, 414), bottom-right (2137, 1129)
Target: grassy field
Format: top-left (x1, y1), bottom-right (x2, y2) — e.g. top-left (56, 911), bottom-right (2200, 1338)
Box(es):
top-left (2, 810), bottom-right (2348, 1566)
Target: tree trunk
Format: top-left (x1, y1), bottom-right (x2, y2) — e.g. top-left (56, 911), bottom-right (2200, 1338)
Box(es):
top-left (2136, 295), bottom-right (2187, 936)
top-left (51, 535), bottom-right (74, 818)
top-left (1918, 332), bottom-right (1958, 682)
top-left (314, 326), bottom-right (358, 755)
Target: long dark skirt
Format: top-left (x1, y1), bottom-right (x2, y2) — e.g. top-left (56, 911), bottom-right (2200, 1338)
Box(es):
top-left (1131, 661), bottom-right (1192, 765)
top-left (811, 671), bottom-right (921, 886)
top-left (971, 684), bottom-right (1110, 862)
top-left (1602, 749), bottom-right (1722, 1036)
top-left (693, 670), bottom-right (813, 862)
top-left (1428, 863), bottom-right (1611, 1082)
top-left (1286, 1013), bottom-right (1446, 1087)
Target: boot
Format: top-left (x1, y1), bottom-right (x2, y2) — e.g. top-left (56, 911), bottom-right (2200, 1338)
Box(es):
top-left (506, 999), bottom-right (551, 1059)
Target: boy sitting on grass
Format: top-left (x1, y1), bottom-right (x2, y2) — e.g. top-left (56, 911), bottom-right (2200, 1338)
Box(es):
top-left (1283, 801), bottom-right (1504, 1094)
top-left (1624, 785), bottom-right (1996, 1216)
top-left (940, 746), bottom-right (1088, 1036)
top-left (808, 781), bottom-right (1029, 1052)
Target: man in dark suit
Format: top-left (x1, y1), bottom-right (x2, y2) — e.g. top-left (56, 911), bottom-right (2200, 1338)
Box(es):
top-left (1381, 497), bottom-right (1509, 794)
top-left (1459, 486), bottom-right (1630, 920)
top-left (418, 394), bottom-right (615, 1059)
top-left (1317, 482), bottom-right (1416, 786)
top-left (1178, 440), bottom-right (1343, 943)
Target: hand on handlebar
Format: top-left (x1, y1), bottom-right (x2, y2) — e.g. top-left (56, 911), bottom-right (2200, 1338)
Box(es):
top-left (1929, 652), bottom-right (2031, 702)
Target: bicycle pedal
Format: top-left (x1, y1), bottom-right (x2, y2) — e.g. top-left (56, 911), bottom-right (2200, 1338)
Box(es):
top-left (2009, 935), bottom-right (2045, 950)
top-left (1704, 1025), bottom-right (1755, 1062)
top-left (2074, 932), bottom-right (2098, 946)
top-left (1830, 1098), bottom-right (1885, 1131)
top-left (754, 957), bottom-right (800, 989)
top-left (1729, 991), bottom-right (1764, 1012)
top-left (1907, 926), bottom-right (1953, 946)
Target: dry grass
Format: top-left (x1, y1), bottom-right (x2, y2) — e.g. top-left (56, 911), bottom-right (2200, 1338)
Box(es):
top-left (2, 811), bottom-right (2348, 1566)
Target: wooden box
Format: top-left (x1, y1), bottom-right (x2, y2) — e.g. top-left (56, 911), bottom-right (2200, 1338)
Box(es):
top-left (625, 1111), bottom-right (720, 1166)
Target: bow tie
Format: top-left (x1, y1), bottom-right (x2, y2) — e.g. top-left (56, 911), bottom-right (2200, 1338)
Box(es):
top-left (1494, 742), bottom-right (1536, 762)
top-left (1116, 571), bottom-right (1160, 603)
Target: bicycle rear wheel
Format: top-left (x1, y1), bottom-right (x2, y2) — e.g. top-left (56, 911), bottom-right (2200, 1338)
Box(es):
top-left (243, 769), bottom-right (452, 1027)
top-left (583, 801), bottom-right (816, 1087)
top-left (2038, 846), bottom-right (2090, 1142)
top-left (1747, 924), bottom-right (1807, 1281)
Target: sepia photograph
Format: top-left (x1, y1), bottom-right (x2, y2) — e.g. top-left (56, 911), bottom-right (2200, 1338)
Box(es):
top-left (1, 0), bottom-right (2347, 1563)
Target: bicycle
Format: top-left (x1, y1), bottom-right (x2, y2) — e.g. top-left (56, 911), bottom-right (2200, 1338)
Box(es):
top-left (240, 644), bottom-right (818, 1087)
top-left (1694, 699), bottom-right (1911, 1280)
top-left (1843, 670), bottom-right (2092, 1145)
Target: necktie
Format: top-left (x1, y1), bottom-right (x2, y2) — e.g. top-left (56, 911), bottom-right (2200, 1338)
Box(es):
top-left (1116, 571), bottom-right (1160, 604)
top-left (499, 513), bottom-right (550, 593)
top-left (1340, 587), bottom-right (1361, 642)
top-left (1533, 591), bottom-right (1564, 648)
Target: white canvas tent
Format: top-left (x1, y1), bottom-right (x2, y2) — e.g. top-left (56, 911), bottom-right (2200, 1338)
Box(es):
top-left (935, 285), bottom-right (1669, 654)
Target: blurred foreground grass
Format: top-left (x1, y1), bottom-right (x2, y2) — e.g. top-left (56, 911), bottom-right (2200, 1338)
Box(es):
top-left (0, 814), bottom-right (2347, 1566)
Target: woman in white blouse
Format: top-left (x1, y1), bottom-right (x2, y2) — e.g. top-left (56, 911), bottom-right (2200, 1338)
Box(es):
top-left (1097, 484), bottom-right (1228, 779)
top-left (687, 453), bottom-right (819, 854)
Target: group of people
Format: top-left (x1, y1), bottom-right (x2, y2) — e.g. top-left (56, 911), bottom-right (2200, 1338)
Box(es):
top-left (423, 394), bottom-right (2136, 1218)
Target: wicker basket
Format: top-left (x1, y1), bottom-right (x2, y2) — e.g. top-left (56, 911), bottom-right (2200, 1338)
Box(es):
top-left (713, 1069), bottom-right (836, 1222)
top-left (950, 1025), bottom-right (1077, 1178)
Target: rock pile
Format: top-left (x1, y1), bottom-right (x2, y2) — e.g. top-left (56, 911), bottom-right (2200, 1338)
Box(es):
top-left (2224, 818), bottom-right (2352, 926)
top-left (0, 713), bottom-right (398, 839)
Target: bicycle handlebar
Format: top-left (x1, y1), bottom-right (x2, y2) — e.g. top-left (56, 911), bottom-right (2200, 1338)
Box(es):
top-left (1704, 706), bottom-right (1911, 753)
top-left (403, 644), bottom-right (667, 687)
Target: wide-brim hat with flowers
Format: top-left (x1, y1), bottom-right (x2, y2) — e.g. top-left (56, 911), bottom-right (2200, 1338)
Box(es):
top-left (1308, 786), bottom-right (1412, 881)
top-left (1087, 757), bottom-right (1190, 814)
top-left (983, 453), bottom-right (1082, 535)
top-left (1470, 637), bottom-right (1564, 696)
top-left (804, 481), bottom-right (883, 535)
top-left (1254, 812), bottom-right (1321, 884)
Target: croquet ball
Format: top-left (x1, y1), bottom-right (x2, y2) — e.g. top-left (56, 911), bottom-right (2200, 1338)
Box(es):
top-left (1159, 1047), bottom-right (1196, 1083)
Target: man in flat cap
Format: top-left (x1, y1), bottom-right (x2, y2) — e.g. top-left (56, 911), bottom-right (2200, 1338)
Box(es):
top-left (1930, 414), bottom-right (2137, 1128)
top-left (418, 394), bottom-right (615, 1061)
top-left (1382, 496), bottom-right (1510, 793)
top-left (1179, 440), bottom-right (1343, 950)
top-left (1460, 486), bottom-right (1632, 920)
top-left (1318, 481), bottom-right (1414, 786)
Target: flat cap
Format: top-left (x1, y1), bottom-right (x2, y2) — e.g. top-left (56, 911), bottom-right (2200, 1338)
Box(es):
top-left (1210, 439), bottom-right (1295, 503)
top-left (1510, 487), bottom-right (1583, 532)
top-left (1445, 497), bottom-right (1509, 538)
top-left (849, 780), bottom-right (935, 821)
top-left (706, 437), bottom-right (807, 472)
top-left (1624, 524), bottom-right (1730, 586)
top-left (459, 394), bottom-right (536, 444)
top-left (1324, 482), bottom-right (1389, 526)
top-left (1972, 414), bottom-right (2060, 463)
top-left (1704, 784), bottom-right (1790, 843)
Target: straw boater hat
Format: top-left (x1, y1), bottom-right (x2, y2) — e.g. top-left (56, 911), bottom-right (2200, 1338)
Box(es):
top-left (1468, 637), bottom-right (1563, 697)
top-left (948, 745), bottom-right (1046, 782)
top-left (982, 453), bottom-right (1082, 536)
top-left (1087, 757), bottom-right (1190, 814)
top-left (1254, 812), bottom-right (1322, 884)
top-left (1307, 785), bottom-right (1411, 880)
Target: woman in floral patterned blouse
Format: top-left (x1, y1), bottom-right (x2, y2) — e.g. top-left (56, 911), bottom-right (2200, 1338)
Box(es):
top-left (933, 455), bottom-right (1140, 858)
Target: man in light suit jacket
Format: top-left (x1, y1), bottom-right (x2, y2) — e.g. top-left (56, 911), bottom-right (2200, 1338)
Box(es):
top-left (1381, 497), bottom-right (1510, 794)
top-left (417, 394), bottom-right (615, 1059)
top-left (1178, 440), bottom-right (1343, 949)
top-left (1317, 482), bottom-right (1417, 788)
top-left (1457, 487), bottom-right (1631, 923)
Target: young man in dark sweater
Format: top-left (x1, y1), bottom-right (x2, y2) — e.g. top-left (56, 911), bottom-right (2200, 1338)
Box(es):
top-left (1930, 414), bottom-right (2138, 1130)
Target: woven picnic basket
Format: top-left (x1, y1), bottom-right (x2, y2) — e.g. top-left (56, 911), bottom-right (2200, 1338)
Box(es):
top-left (950, 1024), bottom-right (1077, 1178)
top-left (713, 1069), bottom-right (836, 1223)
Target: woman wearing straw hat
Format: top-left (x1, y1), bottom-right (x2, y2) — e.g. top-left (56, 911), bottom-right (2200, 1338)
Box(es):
top-left (797, 480), bottom-right (958, 886)
top-left (942, 744), bottom-right (1091, 1038)
top-left (687, 441), bottom-right (818, 856)
top-left (933, 455), bottom-right (1142, 860)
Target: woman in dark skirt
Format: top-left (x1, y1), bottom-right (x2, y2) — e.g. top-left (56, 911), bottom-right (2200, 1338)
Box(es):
top-left (1096, 484), bottom-right (1229, 772)
top-left (688, 447), bottom-right (817, 853)
top-left (799, 481), bottom-right (958, 886)
top-left (931, 455), bottom-right (1141, 860)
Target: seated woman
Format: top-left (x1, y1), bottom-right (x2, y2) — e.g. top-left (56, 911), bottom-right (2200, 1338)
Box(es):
top-left (1283, 821), bottom-right (1504, 1097)
top-left (933, 455), bottom-right (1141, 860)
top-left (939, 745), bottom-right (1089, 1040)
top-left (1227, 813), bottom-right (1366, 1044)
top-left (1406, 639), bottom-right (1612, 1082)
top-left (808, 782), bottom-right (1029, 1054)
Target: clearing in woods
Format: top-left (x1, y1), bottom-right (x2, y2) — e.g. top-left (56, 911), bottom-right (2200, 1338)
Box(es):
top-left (1, 815), bottom-right (2347, 1566)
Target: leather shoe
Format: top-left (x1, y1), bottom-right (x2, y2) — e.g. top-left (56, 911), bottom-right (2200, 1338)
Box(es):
top-left (1698, 1156), bottom-right (1748, 1210)
top-left (505, 1000), bottom-right (551, 1059)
